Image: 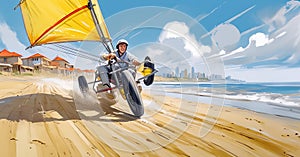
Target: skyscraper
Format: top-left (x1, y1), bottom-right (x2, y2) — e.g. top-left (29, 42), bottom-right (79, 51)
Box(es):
top-left (175, 66), bottom-right (179, 77)
top-left (191, 67), bottom-right (195, 79)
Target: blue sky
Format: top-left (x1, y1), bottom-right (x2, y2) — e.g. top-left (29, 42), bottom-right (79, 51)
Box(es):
top-left (0, 0), bottom-right (300, 82)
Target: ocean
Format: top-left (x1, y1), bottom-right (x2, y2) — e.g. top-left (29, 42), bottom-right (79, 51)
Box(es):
top-left (146, 82), bottom-right (300, 119)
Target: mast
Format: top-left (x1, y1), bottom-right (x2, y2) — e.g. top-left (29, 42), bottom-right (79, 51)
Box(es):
top-left (87, 0), bottom-right (114, 53)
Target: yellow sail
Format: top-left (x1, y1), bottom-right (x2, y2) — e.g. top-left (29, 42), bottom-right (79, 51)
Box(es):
top-left (19, 0), bottom-right (111, 47)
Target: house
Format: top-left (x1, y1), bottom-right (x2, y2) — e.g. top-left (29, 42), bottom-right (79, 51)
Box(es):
top-left (22, 53), bottom-right (51, 72)
top-left (0, 62), bottom-right (13, 73)
top-left (51, 56), bottom-right (71, 68)
top-left (0, 49), bottom-right (22, 73)
top-left (50, 56), bottom-right (75, 75)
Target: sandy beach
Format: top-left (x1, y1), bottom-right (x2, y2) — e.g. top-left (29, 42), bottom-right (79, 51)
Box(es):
top-left (0, 75), bottom-right (300, 157)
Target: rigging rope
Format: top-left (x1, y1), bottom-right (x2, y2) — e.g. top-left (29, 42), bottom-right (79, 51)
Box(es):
top-left (43, 44), bottom-right (99, 62)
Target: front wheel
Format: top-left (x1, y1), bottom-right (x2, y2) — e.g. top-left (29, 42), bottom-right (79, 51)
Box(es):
top-left (78, 75), bottom-right (89, 94)
top-left (121, 70), bottom-right (144, 117)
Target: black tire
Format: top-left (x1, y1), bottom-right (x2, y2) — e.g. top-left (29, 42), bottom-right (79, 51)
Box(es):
top-left (78, 76), bottom-right (89, 94)
top-left (143, 73), bottom-right (154, 86)
top-left (143, 57), bottom-right (155, 86)
top-left (122, 70), bottom-right (144, 117)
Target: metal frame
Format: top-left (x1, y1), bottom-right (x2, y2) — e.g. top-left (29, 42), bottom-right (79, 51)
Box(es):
top-left (87, 0), bottom-right (114, 54)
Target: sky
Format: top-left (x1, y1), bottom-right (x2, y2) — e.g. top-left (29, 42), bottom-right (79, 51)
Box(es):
top-left (0, 0), bottom-right (300, 82)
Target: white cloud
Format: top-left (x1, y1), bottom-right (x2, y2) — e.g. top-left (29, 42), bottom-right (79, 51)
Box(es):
top-left (221, 47), bottom-right (245, 58)
top-left (131, 21), bottom-right (216, 74)
top-left (223, 13), bottom-right (300, 67)
top-left (159, 22), bottom-right (189, 40)
top-left (266, 0), bottom-right (300, 32)
top-left (159, 21), bottom-right (211, 57)
top-left (222, 2), bottom-right (300, 82)
top-left (0, 22), bottom-right (78, 65)
top-left (249, 32), bottom-right (274, 47)
top-left (201, 5), bottom-right (255, 39)
top-left (211, 24), bottom-right (240, 49)
top-left (219, 50), bottom-right (226, 55)
top-left (220, 32), bottom-right (271, 59)
top-left (224, 8), bottom-right (300, 83)
top-left (0, 22), bottom-right (31, 57)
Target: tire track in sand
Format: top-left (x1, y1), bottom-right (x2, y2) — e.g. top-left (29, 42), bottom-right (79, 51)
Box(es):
top-left (14, 81), bottom-right (119, 157)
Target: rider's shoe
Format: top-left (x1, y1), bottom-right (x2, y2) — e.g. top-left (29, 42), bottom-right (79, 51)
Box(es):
top-left (105, 91), bottom-right (116, 99)
top-left (97, 84), bottom-right (115, 99)
top-left (97, 84), bottom-right (107, 92)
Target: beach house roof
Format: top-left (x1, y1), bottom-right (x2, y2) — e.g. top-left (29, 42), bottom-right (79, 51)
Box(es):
top-left (0, 49), bottom-right (22, 57)
top-left (26, 53), bottom-right (51, 61)
top-left (52, 56), bottom-right (69, 63)
top-left (27, 53), bottom-right (46, 59)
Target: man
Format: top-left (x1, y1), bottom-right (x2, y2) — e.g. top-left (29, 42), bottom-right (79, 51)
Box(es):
top-left (99, 39), bottom-right (143, 94)
top-left (102, 39), bottom-right (141, 67)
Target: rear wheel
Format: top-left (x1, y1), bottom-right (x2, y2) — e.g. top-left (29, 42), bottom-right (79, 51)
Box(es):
top-left (78, 76), bottom-right (89, 94)
top-left (122, 70), bottom-right (144, 117)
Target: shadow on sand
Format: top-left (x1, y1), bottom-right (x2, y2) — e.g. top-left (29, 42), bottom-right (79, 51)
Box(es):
top-left (0, 93), bottom-right (137, 123)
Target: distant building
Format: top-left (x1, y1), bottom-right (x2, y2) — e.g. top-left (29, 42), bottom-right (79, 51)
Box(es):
top-left (180, 70), bottom-right (184, 78)
top-left (22, 53), bottom-right (51, 72)
top-left (51, 56), bottom-right (71, 68)
top-left (184, 69), bottom-right (188, 78)
top-left (0, 49), bottom-right (23, 73)
top-left (191, 67), bottom-right (195, 79)
top-left (175, 66), bottom-right (179, 77)
top-left (197, 72), bottom-right (206, 79)
top-left (225, 76), bottom-right (231, 80)
top-left (209, 74), bottom-right (223, 80)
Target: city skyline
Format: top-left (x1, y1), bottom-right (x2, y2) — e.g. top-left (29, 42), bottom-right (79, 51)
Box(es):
top-left (158, 66), bottom-right (238, 82)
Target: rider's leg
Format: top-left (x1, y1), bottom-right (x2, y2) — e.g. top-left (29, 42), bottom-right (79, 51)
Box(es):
top-left (96, 65), bottom-right (116, 99)
top-left (96, 65), bottom-right (110, 87)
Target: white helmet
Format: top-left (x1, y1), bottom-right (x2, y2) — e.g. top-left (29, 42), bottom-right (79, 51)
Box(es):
top-left (116, 39), bottom-right (128, 49)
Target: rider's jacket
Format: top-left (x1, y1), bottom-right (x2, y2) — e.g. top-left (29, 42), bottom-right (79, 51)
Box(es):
top-left (116, 50), bottom-right (137, 62)
top-left (115, 50), bottom-right (138, 68)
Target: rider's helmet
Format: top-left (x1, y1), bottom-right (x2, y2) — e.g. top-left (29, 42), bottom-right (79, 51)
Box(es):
top-left (116, 39), bottom-right (128, 49)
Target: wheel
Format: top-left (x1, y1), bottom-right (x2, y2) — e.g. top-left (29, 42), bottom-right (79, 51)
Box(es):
top-left (143, 57), bottom-right (155, 86)
top-left (121, 70), bottom-right (144, 117)
top-left (78, 75), bottom-right (89, 94)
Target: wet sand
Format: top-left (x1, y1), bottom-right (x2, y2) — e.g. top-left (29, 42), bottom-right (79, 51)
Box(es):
top-left (0, 75), bottom-right (300, 157)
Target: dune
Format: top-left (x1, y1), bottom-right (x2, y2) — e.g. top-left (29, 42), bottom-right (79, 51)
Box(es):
top-left (0, 75), bottom-right (299, 157)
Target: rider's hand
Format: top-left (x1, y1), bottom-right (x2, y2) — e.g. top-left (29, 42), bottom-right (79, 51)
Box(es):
top-left (104, 53), bottom-right (116, 60)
